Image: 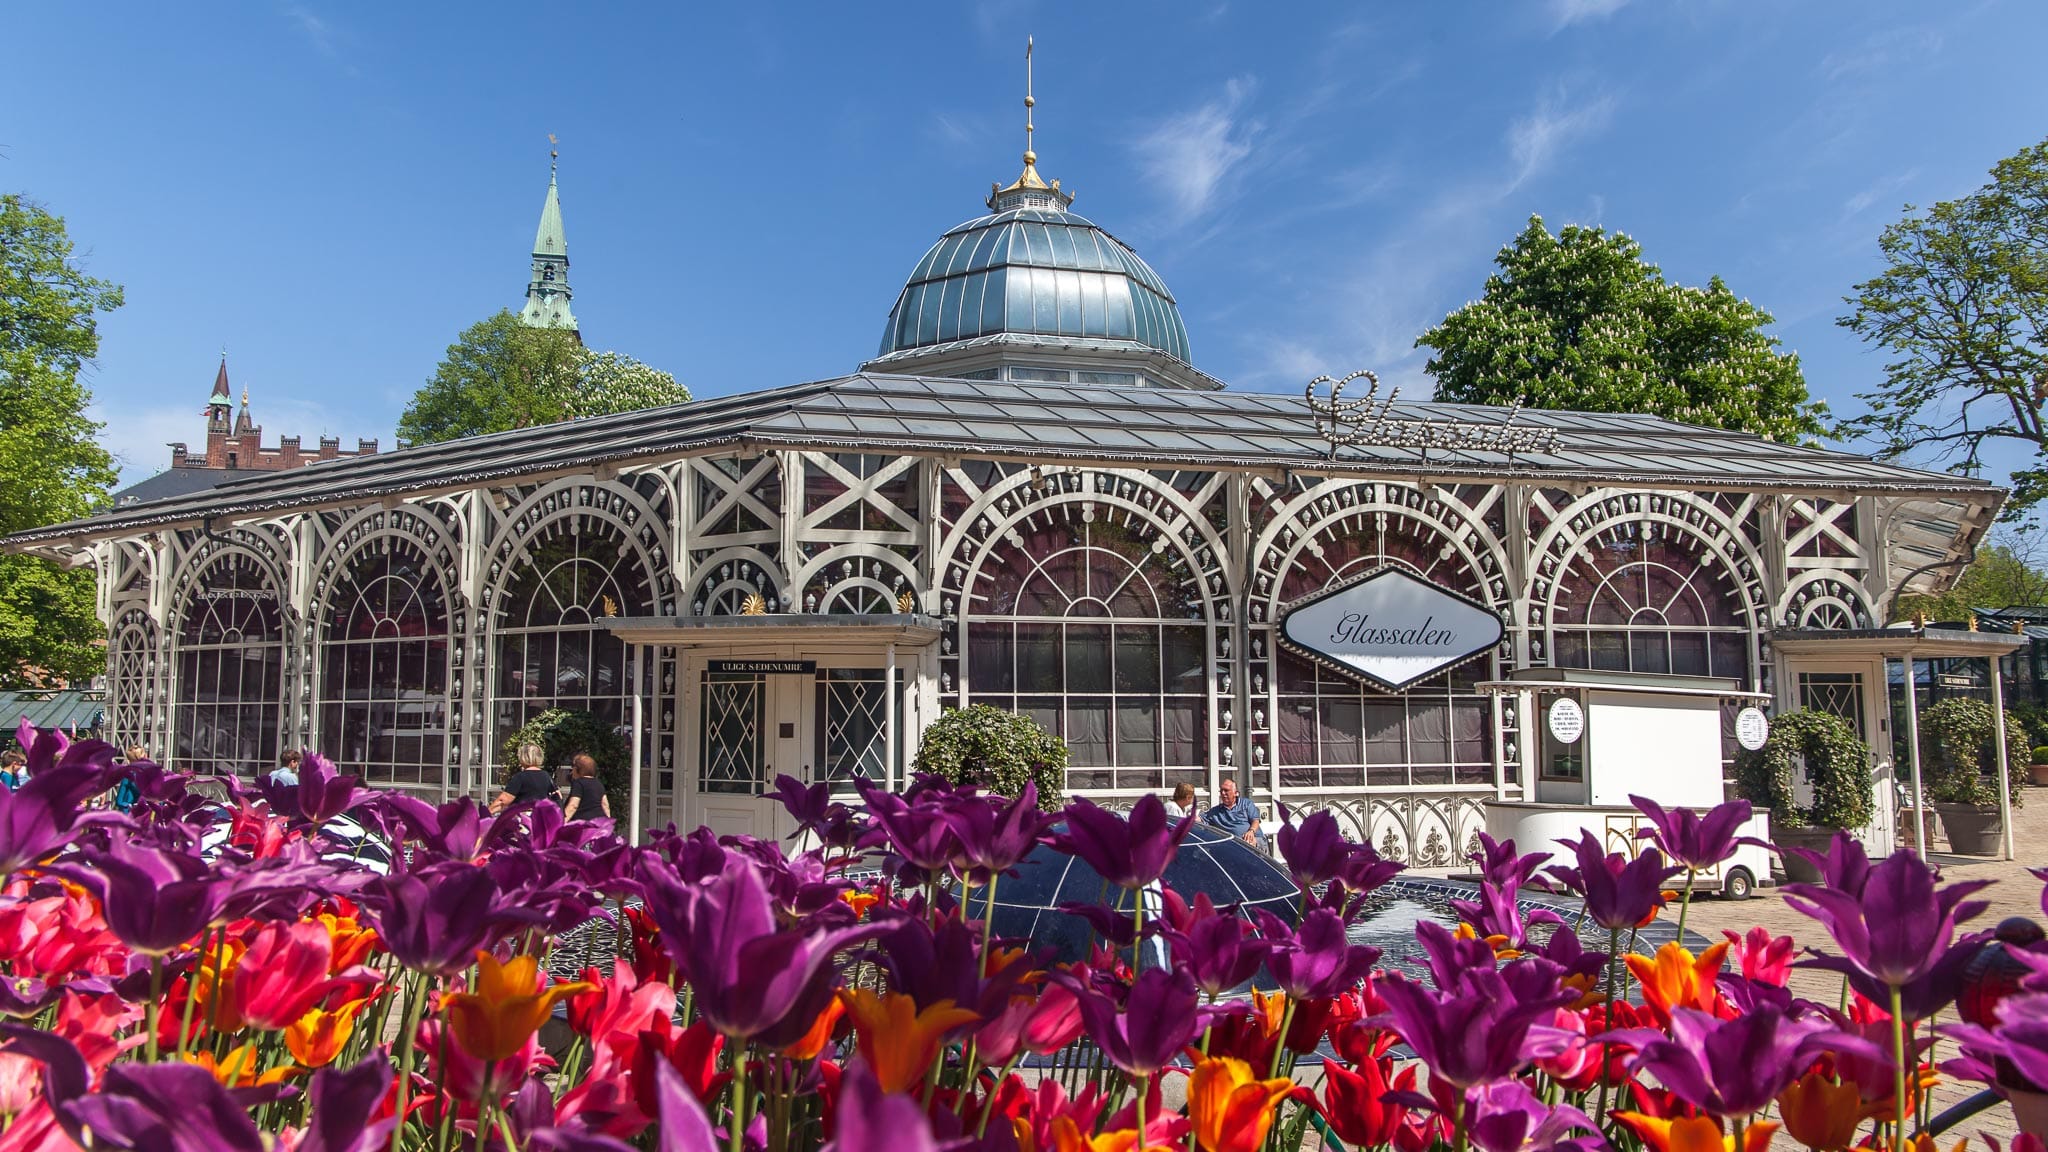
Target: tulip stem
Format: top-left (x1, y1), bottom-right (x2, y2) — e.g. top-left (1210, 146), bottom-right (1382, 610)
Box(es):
top-left (1676, 867), bottom-right (1696, 937)
top-left (143, 954), bottom-right (164, 1063)
top-left (730, 1046), bottom-right (750, 1152)
top-left (1889, 984), bottom-right (1907, 1152)
top-left (1596, 928), bottom-right (1618, 1124)
top-left (980, 873), bottom-right (1000, 965)
top-left (1268, 1000), bottom-right (1297, 1080)
top-left (975, 1053), bottom-right (1023, 1139)
top-left (1131, 888), bottom-right (1145, 973)
top-left (1135, 1073), bottom-right (1148, 1149)
top-left (176, 929), bottom-right (209, 1062)
top-left (389, 975), bottom-right (428, 1152)
top-left (1452, 1091), bottom-right (1467, 1152)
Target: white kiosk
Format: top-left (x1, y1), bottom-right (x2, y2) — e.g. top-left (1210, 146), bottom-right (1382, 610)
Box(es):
top-left (1476, 668), bottom-right (1775, 899)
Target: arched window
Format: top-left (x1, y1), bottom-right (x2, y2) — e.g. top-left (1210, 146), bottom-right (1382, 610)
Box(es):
top-left (1548, 524), bottom-right (1751, 680)
top-left (1268, 505), bottom-right (1494, 789)
top-left (494, 521), bottom-right (653, 752)
top-left (319, 543), bottom-right (450, 788)
top-left (173, 555), bottom-right (283, 775)
top-left (108, 608), bottom-right (160, 755)
top-left (965, 515), bottom-right (1208, 793)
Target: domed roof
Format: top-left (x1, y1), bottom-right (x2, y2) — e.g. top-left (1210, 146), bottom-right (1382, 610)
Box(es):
top-left (876, 203), bottom-right (1192, 365)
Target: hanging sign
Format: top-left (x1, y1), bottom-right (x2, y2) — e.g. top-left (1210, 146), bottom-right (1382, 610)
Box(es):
top-left (1547, 697), bottom-right (1585, 745)
top-left (1277, 565), bottom-right (1504, 692)
top-left (1734, 707), bottom-right (1770, 751)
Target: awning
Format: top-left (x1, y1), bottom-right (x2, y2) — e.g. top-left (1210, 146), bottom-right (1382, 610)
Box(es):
top-left (601, 612), bottom-right (944, 648)
top-left (1769, 626), bottom-right (2027, 659)
top-left (1474, 667), bottom-right (1767, 701)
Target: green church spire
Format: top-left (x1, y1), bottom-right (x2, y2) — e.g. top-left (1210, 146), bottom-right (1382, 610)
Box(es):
top-left (520, 139), bottom-right (579, 339)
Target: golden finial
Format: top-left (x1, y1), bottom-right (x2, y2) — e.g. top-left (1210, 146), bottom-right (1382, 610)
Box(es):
top-left (240, 387), bottom-right (248, 405)
top-left (1023, 36), bottom-right (1035, 170)
top-left (548, 133), bottom-right (559, 173)
top-left (989, 37), bottom-right (1070, 210)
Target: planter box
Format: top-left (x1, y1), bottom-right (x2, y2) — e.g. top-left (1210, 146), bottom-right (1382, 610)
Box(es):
top-left (1933, 802), bottom-right (2003, 857)
top-left (2031, 762), bottom-right (2048, 787)
top-left (1771, 824), bottom-right (1839, 883)
top-left (1897, 806), bottom-right (1943, 853)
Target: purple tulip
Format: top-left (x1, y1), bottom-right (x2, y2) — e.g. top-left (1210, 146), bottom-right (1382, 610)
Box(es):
top-left (357, 861), bottom-right (546, 975)
top-left (300, 1053), bottom-right (398, 1152)
top-left (0, 723), bottom-right (118, 877)
top-left (1464, 1079), bottom-right (1603, 1152)
top-left (1946, 991), bottom-right (2048, 1092)
top-left (1783, 829), bottom-right (1874, 896)
top-left (855, 779), bottom-right (961, 879)
top-left (1053, 965), bottom-right (1210, 1078)
top-left (63, 837), bottom-right (225, 956)
top-left (1276, 809), bottom-right (1354, 889)
top-left (1163, 894), bottom-right (1269, 997)
top-left (873, 908), bottom-right (1026, 1017)
top-left (1544, 830), bottom-right (1679, 932)
top-left (645, 854), bottom-right (883, 1046)
top-left (274, 752), bottom-right (375, 825)
top-left (1254, 908), bottom-right (1380, 1001)
top-left (1054, 795), bottom-right (1193, 891)
top-left (1782, 848), bottom-right (1991, 990)
top-left (1612, 1005), bottom-right (1879, 1118)
top-left (1372, 924), bottom-right (1577, 1088)
top-left (1630, 794), bottom-right (1752, 872)
top-left (943, 782), bottom-right (1056, 885)
top-left (378, 794), bottom-right (524, 862)
top-left (1, 1023), bottom-right (264, 1152)
top-left (772, 774), bottom-right (836, 835)
top-left (1450, 834), bottom-right (1563, 950)
top-left (827, 1062), bottom-right (943, 1152)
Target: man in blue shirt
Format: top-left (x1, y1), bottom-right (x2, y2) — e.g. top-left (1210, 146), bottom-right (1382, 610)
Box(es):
top-left (1204, 776), bottom-right (1264, 849)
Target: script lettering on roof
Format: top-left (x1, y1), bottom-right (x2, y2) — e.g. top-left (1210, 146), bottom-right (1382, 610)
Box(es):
top-left (1304, 369), bottom-right (1560, 458)
top-left (1277, 565), bottom-right (1505, 692)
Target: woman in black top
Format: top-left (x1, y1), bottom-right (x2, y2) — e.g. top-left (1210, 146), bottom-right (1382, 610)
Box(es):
top-left (562, 754), bottom-right (610, 822)
top-left (490, 743), bottom-right (560, 814)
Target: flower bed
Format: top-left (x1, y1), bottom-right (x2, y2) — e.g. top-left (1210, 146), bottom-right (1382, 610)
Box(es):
top-left (1, 722), bottom-right (2044, 1152)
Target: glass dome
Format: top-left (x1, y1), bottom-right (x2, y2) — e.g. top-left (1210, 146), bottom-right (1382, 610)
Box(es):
top-left (965, 822), bottom-right (1298, 967)
top-left (877, 206), bottom-right (1192, 365)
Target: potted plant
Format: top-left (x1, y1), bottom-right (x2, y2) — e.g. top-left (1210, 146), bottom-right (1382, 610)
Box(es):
top-left (1734, 708), bottom-right (1873, 883)
top-left (2032, 745), bottom-right (2048, 788)
top-left (1919, 697), bottom-right (2028, 856)
top-left (911, 703), bottom-right (1068, 810)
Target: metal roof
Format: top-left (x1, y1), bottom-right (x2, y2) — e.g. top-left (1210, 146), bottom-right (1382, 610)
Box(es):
top-left (4, 373), bottom-right (2002, 550)
top-left (1, 690), bottom-right (106, 737)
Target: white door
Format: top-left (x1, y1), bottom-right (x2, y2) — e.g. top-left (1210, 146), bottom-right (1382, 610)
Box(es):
top-left (693, 665), bottom-right (809, 841)
top-left (1786, 658), bottom-right (1892, 850)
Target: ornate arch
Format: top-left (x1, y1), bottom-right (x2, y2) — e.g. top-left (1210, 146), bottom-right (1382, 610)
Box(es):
top-left (1777, 571), bottom-right (1876, 630)
top-left (169, 548), bottom-right (286, 775)
top-left (312, 507), bottom-right (457, 789)
top-left (107, 607), bottom-right (163, 755)
top-left (482, 479), bottom-right (676, 619)
top-left (687, 548), bottom-right (786, 616)
top-left (791, 545), bottom-right (922, 615)
top-left (1529, 491), bottom-right (1764, 680)
top-left (944, 470), bottom-right (1224, 795)
top-left (1249, 480), bottom-right (1504, 793)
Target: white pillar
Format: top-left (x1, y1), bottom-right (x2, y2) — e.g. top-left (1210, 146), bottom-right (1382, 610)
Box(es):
top-left (885, 642), bottom-right (898, 790)
top-left (1903, 657), bottom-right (1926, 861)
top-left (629, 643), bottom-right (645, 844)
top-left (1991, 650), bottom-right (2015, 861)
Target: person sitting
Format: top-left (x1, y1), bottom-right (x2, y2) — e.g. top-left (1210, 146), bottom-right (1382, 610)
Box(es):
top-left (1203, 776), bottom-right (1264, 849)
top-left (1162, 781), bottom-right (1196, 820)
top-left (269, 749), bottom-right (302, 787)
top-left (490, 743), bottom-right (560, 814)
top-left (561, 753), bottom-right (611, 822)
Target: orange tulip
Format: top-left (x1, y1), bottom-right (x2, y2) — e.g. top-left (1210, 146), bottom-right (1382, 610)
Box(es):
top-left (285, 994), bottom-right (374, 1068)
top-left (1187, 1056), bottom-right (1294, 1152)
top-left (1775, 1072), bottom-right (1873, 1151)
top-left (839, 888), bottom-right (881, 919)
top-left (441, 951), bottom-right (595, 1063)
top-left (186, 1042), bottom-right (294, 1088)
top-left (782, 994), bottom-right (845, 1061)
top-left (1907, 1135), bottom-right (1968, 1152)
top-left (839, 988), bottom-right (978, 1095)
top-left (1615, 1112), bottom-right (1777, 1152)
top-left (1049, 1117), bottom-right (1149, 1152)
top-left (1625, 940), bottom-right (1730, 1022)
top-left (315, 910), bottom-right (379, 973)
top-left (190, 937), bottom-right (250, 1035)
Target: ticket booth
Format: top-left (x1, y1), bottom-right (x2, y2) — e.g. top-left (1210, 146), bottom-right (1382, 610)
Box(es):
top-left (1477, 668), bottom-right (1776, 897)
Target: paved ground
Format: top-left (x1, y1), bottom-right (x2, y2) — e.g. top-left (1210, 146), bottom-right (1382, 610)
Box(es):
top-left (1681, 790), bottom-right (2047, 1147)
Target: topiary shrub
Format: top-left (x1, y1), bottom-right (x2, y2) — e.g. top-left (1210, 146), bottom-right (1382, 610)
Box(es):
top-left (501, 709), bottom-right (629, 818)
top-left (2032, 745), bottom-right (2048, 765)
top-left (911, 704), bottom-right (1067, 811)
top-left (1734, 708), bottom-right (1873, 830)
top-left (1919, 697), bottom-right (2028, 809)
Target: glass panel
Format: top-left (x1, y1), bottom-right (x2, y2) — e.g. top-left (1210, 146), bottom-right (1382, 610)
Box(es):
top-left (1066, 698), bottom-right (1111, 767)
top-left (700, 673), bottom-right (766, 795)
top-left (969, 623), bottom-right (1016, 692)
top-left (1066, 624), bottom-right (1111, 693)
top-left (1016, 624), bottom-right (1062, 691)
top-left (1114, 626), bottom-right (1160, 693)
top-left (1116, 700), bottom-right (1158, 765)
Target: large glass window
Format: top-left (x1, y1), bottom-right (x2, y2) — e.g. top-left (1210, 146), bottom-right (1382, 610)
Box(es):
top-left (494, 524), bottom-right (652, 756)
top-left (966, 518), bottom-right (1208, 793)
top-left (319, 545), bottom-right (450, 788)
top-left (173, 557), bottom-right (284, 776)
top-left (1549, 530), bottom-right (1750, 680)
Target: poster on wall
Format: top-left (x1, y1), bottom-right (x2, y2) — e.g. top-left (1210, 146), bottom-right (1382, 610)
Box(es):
top-left (1277, 565), bottom-right (1505, 692)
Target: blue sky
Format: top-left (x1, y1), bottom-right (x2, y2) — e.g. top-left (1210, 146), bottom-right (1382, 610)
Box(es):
top-left (9, 2), bottom-right (2047, 489)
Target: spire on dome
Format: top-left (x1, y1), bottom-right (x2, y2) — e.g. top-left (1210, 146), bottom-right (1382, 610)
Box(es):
top-left (520, 136), bottom-right (580, 340)
top-left (988, 37), bottom-right (1074, 213)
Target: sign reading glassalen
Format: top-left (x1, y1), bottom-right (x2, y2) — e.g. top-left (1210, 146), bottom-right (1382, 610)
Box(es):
top-left (1277, 565), bottom-right (1505, 692)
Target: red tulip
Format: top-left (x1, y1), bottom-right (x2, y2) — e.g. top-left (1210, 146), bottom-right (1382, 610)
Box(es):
top-left (1316, 1046), bottom-right (1418, 1148)
top-left (228, 921), bottom-right (347, 1031)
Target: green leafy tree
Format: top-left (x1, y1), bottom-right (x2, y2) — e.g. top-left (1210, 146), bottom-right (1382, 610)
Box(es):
top-left (397, 311), bottom-right (689, 445)
top-left (1839, 138), bottom-right (2048, 519)
top-left (0, 194), bottom-right (123, 687)
top-left (1418, 216), bottom-right (1825, 441)
top-left (1892, 533), bottom-right (2048, 622)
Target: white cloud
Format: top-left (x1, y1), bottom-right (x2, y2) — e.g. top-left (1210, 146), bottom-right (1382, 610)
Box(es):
top-left (1548, 0), bottom-right (1632, 28)
top-left (1841, 168), bottom-right (1919, 220)
top-left (1133, 77), bottom-right (1260, 223)
top-left (1505, 89), bottom-right (1616, 192)
top-left (1820, 26), bottom-right (1944, 82)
